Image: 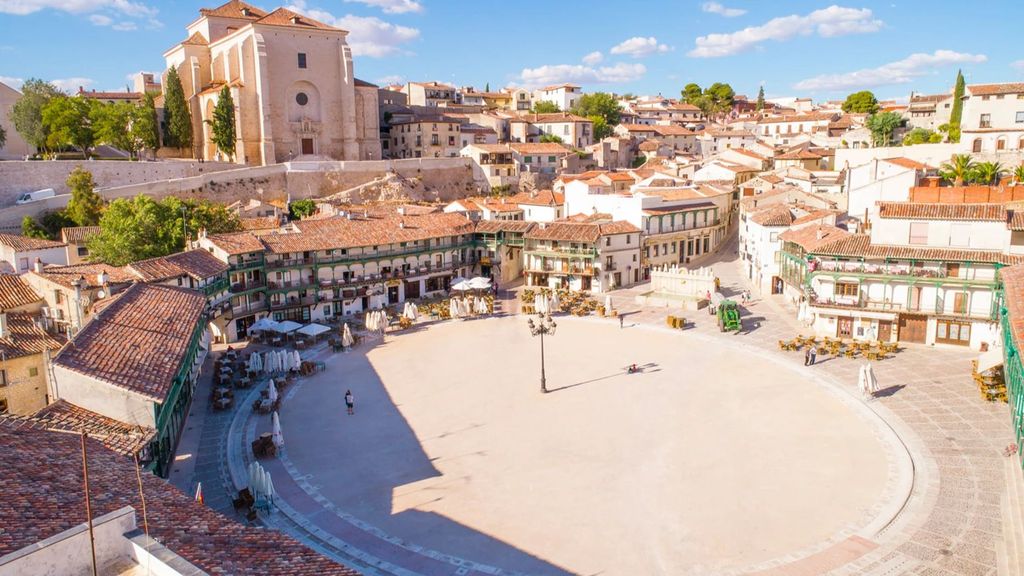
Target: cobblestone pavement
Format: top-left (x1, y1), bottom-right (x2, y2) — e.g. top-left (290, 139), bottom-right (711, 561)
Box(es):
top-left (598, 240), bottom-right (1013, 576)
top-left (177, 238), bottom-right (1016, 575)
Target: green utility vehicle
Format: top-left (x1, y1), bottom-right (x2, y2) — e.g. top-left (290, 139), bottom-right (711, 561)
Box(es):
top-left (717, 299), bottom-right (742, 332)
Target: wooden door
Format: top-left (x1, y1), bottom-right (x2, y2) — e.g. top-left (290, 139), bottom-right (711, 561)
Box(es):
top-left (953, 292), bottom-right (968, 314)
top-left (898, 314), bottom-right (927, 343)
top-left (301, 138), bottom-right (314, 155)
top-left (878, 320), bottom-right (892, 342)
top-left (946, 263), bottom-right (960, 278)
top-left (837, 317), bottom-right (853, 338)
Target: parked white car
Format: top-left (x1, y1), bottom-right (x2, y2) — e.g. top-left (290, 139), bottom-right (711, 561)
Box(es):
top-left (15, 188), bottom-right (56, 205)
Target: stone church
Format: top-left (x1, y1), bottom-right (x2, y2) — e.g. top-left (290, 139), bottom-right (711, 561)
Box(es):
top-left (163, 0), bottom-right (381, 165)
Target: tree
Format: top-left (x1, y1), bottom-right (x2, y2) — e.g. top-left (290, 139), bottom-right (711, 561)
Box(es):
top-left (11, 78), bottom-right (61, 153)
top-left (88, 195), bottom-right (240, 265)
top-left (940, 154), bottom-right (977, 186)
top-left (41, 95), bottom-right (96, 156)
top-left (571, 92), bottom-right (621, 126)
top-left (902, 128), bottom-right (942, 146)
top-left (209, 85), bottom-right (236, 160)
top-left (589, 115), bottom-right (612, 141)
top-left (65, 166), bottom-right (104, 226)
top-left (0, 124), bottom-right (6, 150)
top-left (866, 111), bottom-right (902, 147)
top-left (842, 90), bottom-right (879, 114)
top-left (140, 93), bottom-right (160, 154)
top-left (163, 66), bottom-right (193, 153)
top-left (681, 83), bottom-right (703, 105)
top-left (948, 69), bottom-right (965, 143)
top-left (484, 82), bottom-right (490, 92)
top-left (539, 133), bottom-right (564, 143)
top-left (1014, 165), bottom-right (1024, 185)
top-left (973, 161), bottom-right (1004, 185)
top-left (92, 102), bottom-right (158, 160)
top-left (289, 199), bottom-right (317, 220)
top-left (937, 122), bottom-right (959, 144)
top-left (704, 82), bottom-right (735, 118)
top-left (755, 86), bottom-right (765, 112)
top-left (21, 216), bottom-right (49, 239)
top-left (531, 101), bottom-right (560, 114)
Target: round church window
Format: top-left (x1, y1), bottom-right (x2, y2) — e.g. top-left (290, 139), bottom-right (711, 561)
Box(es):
top-left (296, 92), bottom-right (309, 106)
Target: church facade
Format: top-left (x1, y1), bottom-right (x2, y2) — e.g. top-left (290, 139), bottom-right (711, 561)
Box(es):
top-left (163, 0), bottom-right (381, 165)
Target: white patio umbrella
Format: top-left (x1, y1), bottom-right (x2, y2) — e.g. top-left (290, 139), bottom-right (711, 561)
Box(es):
top-left (468, 276), bottom-right (491, 290)
top-left (292, 349), bottom-right (302, 370)
top-left (264, 472), bottom-right (275, 502)
top-left (550, 291), bottom-right (560, 313)
top-left (866, 363), bottom-right (879, 395)
top-left (248, 462), bottom-right (259, 493)
top-left (449, 298), bottom-right (459, 318)
top-left (272, 411), bottom-right (284, 448)
top-left (451, 279), bottom-right (472, 292)
top-left (605, 295), bottom-right (613, 313)
top-left (533, 293), bottom-right (543, 314)
top-left (857, 365), bottom-right (869, 399)
top-left (279, 350), bottom-right (289, 371)
top-left (267, 378), bottom-right (278, 404)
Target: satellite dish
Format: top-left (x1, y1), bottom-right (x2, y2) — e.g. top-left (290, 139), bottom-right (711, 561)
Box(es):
top-left (96, 290), bottom-right (106, 299)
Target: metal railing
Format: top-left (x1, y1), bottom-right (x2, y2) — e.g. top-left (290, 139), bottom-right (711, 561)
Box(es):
top-left (525, 245), bottom-right (598, 258)
top-left (230, 279), bottom-right (266, 293)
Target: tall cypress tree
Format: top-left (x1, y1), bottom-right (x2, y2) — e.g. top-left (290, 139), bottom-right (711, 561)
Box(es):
top-left (948, 69), bottom-right (965, 143)
top-left (163, 66), bottom-right (193, 153)
top-left (210, 85), bottom-right (236, 160)
top-left (755, 86), bottom-right (765, 112)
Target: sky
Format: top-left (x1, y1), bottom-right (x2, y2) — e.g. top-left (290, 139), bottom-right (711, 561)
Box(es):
top-left (1, 0), bottom-right (1023, 102)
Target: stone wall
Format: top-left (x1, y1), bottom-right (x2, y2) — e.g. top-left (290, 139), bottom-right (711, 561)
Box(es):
top-left (0, 160), bottom-right (238, 205)
top-left (0, 158), bottom-right (479, 230)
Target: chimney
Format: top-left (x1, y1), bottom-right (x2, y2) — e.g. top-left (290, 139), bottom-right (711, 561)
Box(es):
top-left (0, 312), bottom-right (7, 340)
top-left (923, 176), bottom-right (941, 188)
top-left (399, 219), bottom-right (405, 229)
top-left (33, 258), bottom-right (44, 273)
top-left (97, 271), bottom-right (109, 286)
top-left (241, 7), bottom-right (251, 16)
top-left (816, 228), bottom-right (826, 240)
top-left (290, 15), bottom-right (301, 24)
top-left (397, 206), bottom-right (406, 215)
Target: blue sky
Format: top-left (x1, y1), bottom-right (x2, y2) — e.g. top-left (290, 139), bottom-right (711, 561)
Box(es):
top-left (1, 0), bottom-right (1022, 102)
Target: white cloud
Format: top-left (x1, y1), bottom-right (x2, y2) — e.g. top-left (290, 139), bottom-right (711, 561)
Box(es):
top-left (582, 51), bottom-right (603, 65)
top-left (1012, 60), bottom-right (1024, 72)
top-left (111, 21), bottom-right (136, 30)
top-left (88, 13), bottom-right (112, 25)
top-left (702, 2), bottom-right (746, 17)
top-left (287, 1), bottom-right (419, 57)
top-left (343, 0), bottom-right (422, 14)
top-left (517, 62), bottom-right (646, 88)
top-left (0, 76), bottom-right (24, 90)
top-left (689, 5), bottom-right (882, 58)
top-left (793, 50), bottom-right (987, 91)
top-left (0, 0), bottom-right (159, 28)
top-left (51, 77), bottom-right (94, 93)
top-left (610, 36), bottom-right (672, 58)
top-left (375, 74), bottom-right (404, 85)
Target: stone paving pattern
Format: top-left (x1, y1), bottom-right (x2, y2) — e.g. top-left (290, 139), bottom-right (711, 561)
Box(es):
top-left (172, 235), bottom-right (1015, 575)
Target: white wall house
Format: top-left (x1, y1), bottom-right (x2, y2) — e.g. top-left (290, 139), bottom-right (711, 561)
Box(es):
top-left (961, 83), bottom-right (1024, 153)
top-left (844, 157), bottom-right (929, 227)
top-left (532, 83), bottom-right (582, 111)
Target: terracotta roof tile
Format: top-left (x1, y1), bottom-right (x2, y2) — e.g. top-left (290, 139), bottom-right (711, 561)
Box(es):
top-left (0, 420), bottom-right (358, 574)
top-left (199, 0), bottom-right (266, 19)
top-left (60, 226), bottom-right (101, 244)
top-left (255, 7), bottom-right (338, 30)
top-left (776, 149), bottom-right (822, 160)
top-left (474, 220), bottom-right (535, 233)
top-left (525, 220), bottom-right (639, 243)
top-left (509, 142), bottom-right (571, 155)
top-left (759, 112), bottom-right (837, 124)
top-left (1008, 210), bottom-right (1024, 231)
top-left (750, 204), bottom-right (795, 227)
top-left (510, 190), bottom-right (564, 206)
top-left (0, 233), bottom-right (65, 252)
top-left (205, 231), bottom-right (267, 255)
top-left (968, 83), bottom-right (1024, 96)
top-left (33, 400), bottom-right (154, 456)
top-left (877, 202), bottom-right (1006, 221)
top-left (778, 225), bottom-right (850, 252)
top-left (54, 284), bottom-right (206, 402)
top-left (264, 213), bottom-right (475, 253)
top-left (181, 31), bottom-right (209, 45)
top-left (32, 263), bottom-right (136, 290)
top-left (511, 112), bottom-right (591, 124)
top-left (0, 311), bottom-right (64, 360)
top-left (128, 249), bottom-right (228, 282)
top-left (811, 235), bottom-right (1024, 265)
top-left (0, 274), bottom-right (42, 310)
top-left (1001, 264), bottom-right (1024, 351)
top-left (882, 157), bottom-right (932, 171)
top-left (240, 215), bottom-right (282, 231)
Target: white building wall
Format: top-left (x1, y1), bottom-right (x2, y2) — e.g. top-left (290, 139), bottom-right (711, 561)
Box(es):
top-left (52, 365), bottom-right (157, 428)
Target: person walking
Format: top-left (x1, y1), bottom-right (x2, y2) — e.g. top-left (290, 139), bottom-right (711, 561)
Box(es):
top-left (344, 389), bottom-right (354, 415)
top-left (619, 314), bottom-right (624, 329)
top-left (804, 347), bottom-right (811, 366)
top-left (808, 344), bottom-right (818, 366)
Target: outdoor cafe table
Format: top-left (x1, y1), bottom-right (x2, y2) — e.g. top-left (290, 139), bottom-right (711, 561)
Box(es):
top-left (237, 376), bottom-right (251, 388)
top-left (214, 397), bottom-right (232, 410)
top-left (214, 386), bottom-right (233, 399)
top-left (271, 336), bottom-right (283, 346)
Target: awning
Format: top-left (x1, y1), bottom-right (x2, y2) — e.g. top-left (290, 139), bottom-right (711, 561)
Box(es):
top-left (977, 347), bottom-right (1004, 373)
top-left (273, 320), bottom-right (303, 333)
top-left (250, 317), bottom-right (280, 332)
top-left (297, 323), bottom-right (330, 337)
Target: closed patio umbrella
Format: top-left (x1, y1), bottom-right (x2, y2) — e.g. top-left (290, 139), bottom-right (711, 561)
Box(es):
top-left (857, 365), bottom-right (869, 399)
top-left (605, 295), bottom-right (613, 313)
top-left (866, 363), bottom-right (879, 395)
top-left (272, 411), bottom-right (284, 448)
top-left (449, 298), bottom-right (459, 318)
top-left (267, 379), bottom-right (277, 404)
top-left (342, 323), bottom-right (354, 347)
top-left (292, 349), bottom-right (301, 370)
top-left (550, 291), bottom-right (560, 313)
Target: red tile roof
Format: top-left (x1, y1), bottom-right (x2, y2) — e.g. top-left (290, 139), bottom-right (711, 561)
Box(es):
top-left (0, 311), bottom-right (64, 360)
top-left (0, 274), bottom-right (42, 310)
top-left (881, 157), bottom-right (932, 171)
top-left (509, 142), bottom-right (572, 155)
top-left (967, 83), bottom-right (1024, 96)
top-left (255, 7), bottom-right (338, 30)
top-left (128, 249), bottom-right (228, 282)
top-left (0, 419), bottom-right (358, 574)
top-left (0, 233), bottom-right (65, 251)
top-left (750, 204), bottom-right (795, 227)
top-left (511, 112), bottom-right (591, 124)
top-left (811, 234), bottom-right (1024, 265)
top-left (60, 226), bottom-right (101, 244)
top-left (474, 220), bottom-right (535, 233)
top-left (1001, 264), bottom-right (1024, 352)
top-left (776, 149), bottom-right (822, 160)
top-left (877, 202), bottom-right (1006, 222)
top-left (199, 0), bottom-right (267, 19)
top-left (511, 190), bottom-right (564, 206)
top-left (778, 225), bottom-right (850, 252)
top-left (32, 263), bottom-right (136, 290)
top-left (1008, 210), bottom-right (1024, 231)
top-left (33, 400), bottom-right (154, 456)
top-left (53, 284), bottom-right (206, 402)
top-left (240, 215), bottom-right (281, 231)
top-left (205, 231), bottom-right (266, 255)
top-left (525, 220), bottom-right (639, 243)
top-left (265, 213), bottom-right (475, 253)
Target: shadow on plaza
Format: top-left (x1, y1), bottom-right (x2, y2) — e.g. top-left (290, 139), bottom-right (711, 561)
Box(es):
top-left (284, 339), bottom-right (577, 576)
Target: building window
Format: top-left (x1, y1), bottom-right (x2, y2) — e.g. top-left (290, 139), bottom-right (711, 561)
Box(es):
top-left (28, 367), bottom-right (38, 377)
top-left (296, 92), bottom-right (309, 106)
top-left (1016, 111), bottom-right (1024, 123)
top-left (979, 114), bottom-right (991, 128)
top-left (626, 235), bottom-right (631, 244)
top-left (835, 282), bottom-right (859, 297)
top-left (77, 247), bottom-right (88, 257)
top-left (909, 222), bottom-right (929, 245)
top-left (605, 237), bottom-right (611, 246)
top-left (297, 53), bottom-right (307, 69)
top-left (936, 319), bottom-right (971, 345)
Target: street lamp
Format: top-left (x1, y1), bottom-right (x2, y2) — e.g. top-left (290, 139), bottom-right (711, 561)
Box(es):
top-left (526, 313), bottom-right (557, 393)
